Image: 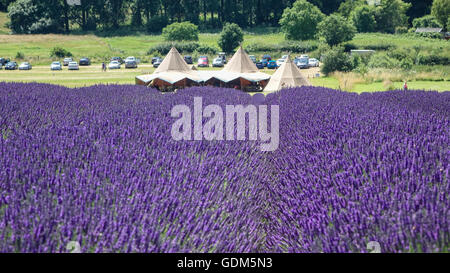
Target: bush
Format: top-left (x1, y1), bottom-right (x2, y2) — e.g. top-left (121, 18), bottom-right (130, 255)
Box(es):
top-left (317, 14), bottom-right (356, 46)
top-left (218, 23), bottom-right (244, 53)
top-left (15, 51), bottom-right (24, 59)
top-left (416, 53), bottom-right (450, 66)
top-left (245, 41), bottom-right (318, 54)
top-left (374, 0), bottom-right (411, 33)
top-left (395, 26), bottom-right (408, 34)
top-left (412, 15), bottom-right (442, 28)
top-left (368, 53), bottom-right (400, 69)
top-left (147, 16), bottom-right (169, 33)
top-left (50, 47), bottom-right (72, 58)
top-left (342, 43), bottom-right (358, 52)
top-left (351, 5), bottom-right (377, 33)
top-left (279, 0), bottom-right (325, 40)
top-left (196, 44), bottom-right (219, 55)
top-left (162, 22), bottom-right (199, 41)
top-left (148, 42), bottom-right (200, 55)
top-left (321, 47), bottom-right (354, 75)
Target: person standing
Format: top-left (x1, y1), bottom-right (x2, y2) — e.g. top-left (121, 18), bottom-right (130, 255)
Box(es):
top-left (403, 80), bottom-right (408, 91)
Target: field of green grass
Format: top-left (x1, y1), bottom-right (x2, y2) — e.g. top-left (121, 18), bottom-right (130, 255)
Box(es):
top-left (0, 11), bottom-right (448, 92)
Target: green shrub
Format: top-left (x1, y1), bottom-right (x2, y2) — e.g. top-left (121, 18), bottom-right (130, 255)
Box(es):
top-left (196, 44), bottom-right (219, 55)
top-left (342, 43), bottom-right (358, 52)
top-left (416, 53), bottom-right (450, 66)
top-left (412, 15), bottom-right (442, 28)
top-left (431, 0), bottom-right (450, 29)
top-left (279, 0), bottom-right (325, 40)
top-left (146, 16), bottom-right (169, 33)
top-left (50, 47), bottom-right (72, 58)
top-left (218, 23), bottom-right (244, 53)
top-left (148, 42), bottom-right (200, 55)
top-left (368, 52), bottom-right (400, 69)
top-left (399, 58), bottom-right (414, 70)
top-left (15, 51), bottom-right (25, 59)
top-left (162, 22), bottom-right (199, 41)
top-left (395, 26), bottom-right (408, 34)
top-left (321, 47), bottom-right (354, 75)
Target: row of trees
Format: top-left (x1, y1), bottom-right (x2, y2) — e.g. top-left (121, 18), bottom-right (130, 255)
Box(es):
top-left (3, 0), bottom-right (443, 34)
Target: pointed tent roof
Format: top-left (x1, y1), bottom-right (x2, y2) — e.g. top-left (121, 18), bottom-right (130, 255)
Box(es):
top-left (135, 47), bottom-right (201, 85)
top-left (155, 47), bottom-right (195, 74)
top-left (222, 46), bottom-right (259, 73)
top-left (264, 55), bottom-right (311, 92)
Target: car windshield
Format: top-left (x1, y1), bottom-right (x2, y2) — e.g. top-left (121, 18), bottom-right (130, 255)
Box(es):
top-left (52, 62), bottom-right (60, 65)
top-left (299, 58), bottom-right (308, 63)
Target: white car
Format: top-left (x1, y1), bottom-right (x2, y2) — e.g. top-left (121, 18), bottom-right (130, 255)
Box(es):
top-left (108, 61), bottom-right (121, 69)
top-left (19, 62), bottom-right (32, 70)
top-left (68, 61), bottom-right (79, 70)
top-left (276, 58), bottom-right (285, 67)
top-left (281, 55), bottom-right (288, 60)
top-left (125, 56), bottom-right (136, 63)
top-left (51, 61), bottom-right (62, 70)
top-left (63, 58), bottom-right (73, 66)
top-left (308, 58), bottom-right (319, 67)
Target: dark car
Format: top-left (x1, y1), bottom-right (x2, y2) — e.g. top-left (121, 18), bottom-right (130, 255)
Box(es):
top-left (260, 58), bottom-right (269, 67)
top-left (256, 62), bottom-right (264, 69)
top-left (125, 60), bottom-right (138, 69)
top-left (184, 56), bottom-right (193, 64)
top-left (262, 54), bottom-right (272, 61)
top-left (267, 60), bottom-right (278, 69)
top-left (153, 58), bottom-right (163, 68)
top-left (152, 57), bottom-right (161, 64)
top-left (79, 58), bottom-right (91, 66)
top-left (111, 57), bottom-right (124, 64)
top-left (0, 58), bottom-right (10, 66)
top-left (5, 61), bottom-right (18, 70)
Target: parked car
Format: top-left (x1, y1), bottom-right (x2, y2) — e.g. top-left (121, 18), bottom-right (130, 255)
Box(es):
top-left (260, 58), bottom-right (269, 67)
top-left (125, 56), bottom-right (136, 63)
top-left (267, 60), bottom-right (278, 69)
top-left (151, 57), bottom-right (161, 64)
top-left (184, 55), bottom-right (193, 64)
top-left (108, 61), bottom-right (121, 69)
top-left (79, 57), bottom-right (91, 66)
top-left (5, 61), bottom-right (18, 70)
top-left (0, 58), bottom-right (10, 66)
top-left (68, 61), bottom-right (79, 70)
top-left (276, 58), bottom-right (285, 67)
top-left (256, 62), bottom-right (264, 69)
top-left (218, 52), bottom-right (227, 64)
top-left (125, 60), bottom-right (137, 69)
top-left (297, 56), bottom-right (309, 69)
top-left (63, 58), bottom-right (73, 66)
top-left (212, 57), bottom-right (224, 67)
top-left (19, 62), bottom-right (32, 70)
top-left (249, 55), bottom-right (257, 63)
top-left (153, 58), bottom-right (163, 68)
top-left (308, 58), bottom-right (319, 67)
top-left (262, 54), bottom-right (272, 61)
top-left (51, 61), bottom-right (62, 70)
top-left (111, 57), bottom-right (124, 64)
top-left (0, 63), bottom-right (2, 70)
top-left (198, 56), bottom-right (209, 67)
top-left (281, 55), bottom-right (288, 60)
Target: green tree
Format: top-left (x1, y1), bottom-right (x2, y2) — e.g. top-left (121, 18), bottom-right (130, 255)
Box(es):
top-left (321, 46), bottom-right (354, 75)
top-left (162, 22), bottom-right (199, 41)
top-left (352, 5), bottom-right (377, 32)
top-left (431, 0), bottom-right (450, 29)
top-left (0, 0), bottom-right (15, 12)
top-left (280, 0), bottom-right (325, 40)
top-left (374, 0), bottom-right (411, 33)
top-left (317, 14), bottom-right (356, 46)
top-left (338, 0), bottom-right (365, 18)
top-left (218, 23), bottom-right (243, 53)
top-left (412, 15), bottom-right (442, 28)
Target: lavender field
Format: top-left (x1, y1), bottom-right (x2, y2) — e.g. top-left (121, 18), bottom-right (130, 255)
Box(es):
top-left (0, 83), bottom-right (448, 253)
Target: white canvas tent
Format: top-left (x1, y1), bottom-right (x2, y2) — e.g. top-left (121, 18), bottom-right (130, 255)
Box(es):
top-left (135, 47), bottom-right (202, 86)
top-left (264, 55), bottom-right (310, 92)
top-left (199, 46), bottom-right (270, 89)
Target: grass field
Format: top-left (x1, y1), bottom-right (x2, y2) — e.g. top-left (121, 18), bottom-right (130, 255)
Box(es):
top-left (0, 11), bottom-right (448, 92)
